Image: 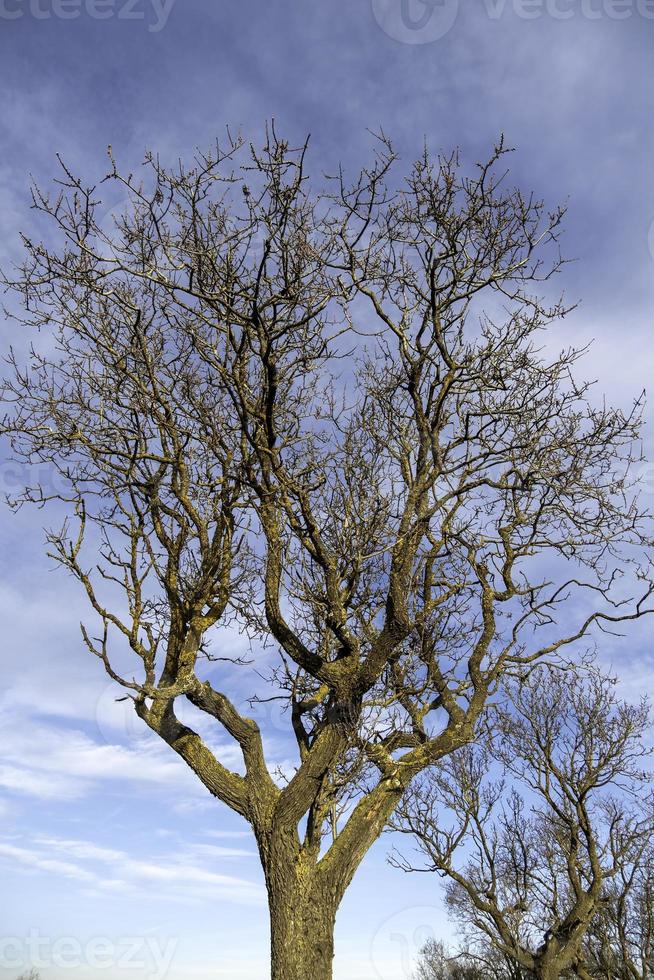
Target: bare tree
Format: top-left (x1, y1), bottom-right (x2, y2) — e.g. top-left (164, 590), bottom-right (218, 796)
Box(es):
top-left (415, 938), bottom-right (455, 980)
top-left (414, 937), bottom-right (508, 979)
top-left (392, 669), bottom-right (654, 980)
top-left (582, 839), bottom-right (654, 978)
top-left (1, 128), bottom-right (651, 980)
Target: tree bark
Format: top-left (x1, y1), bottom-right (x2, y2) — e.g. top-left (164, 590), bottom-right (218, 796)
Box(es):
top-left (268, 884), bottom-right (336, 980)
top-left (259, 829), bottom-right (338, 980)
top-left (533, 964), bottom-right (559, 980)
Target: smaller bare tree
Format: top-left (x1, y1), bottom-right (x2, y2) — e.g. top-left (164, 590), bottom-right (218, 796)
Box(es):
top-left (392, 668), bottom-right (654, 980)
top-left (582, 839), bottom-right (654, 979)
top-left (414, 937), bottom-right (516, 979)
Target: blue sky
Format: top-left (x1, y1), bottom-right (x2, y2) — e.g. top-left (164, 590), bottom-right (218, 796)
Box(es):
top-left (1, 2), bottom-right (654, 979)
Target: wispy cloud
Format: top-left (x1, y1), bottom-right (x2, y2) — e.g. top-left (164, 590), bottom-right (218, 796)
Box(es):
top-left (0, 834), bottom-right (264, 906)
top-left (0, 716), bottom-right (203, 801)
top-left (0, 842), bottom-right (98, 883)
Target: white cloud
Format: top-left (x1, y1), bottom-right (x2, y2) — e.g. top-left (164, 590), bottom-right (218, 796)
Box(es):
top-left (33, 837), bottom-right (126, 863)
top-left (180, 842), bottom-right (255, 860)
top-left (202, 829), bottom-right (252, 840)
top-left (0, 686), bottom-right (252, 805)
top-left (0, 717), bottom-right (199, 801)
top-left (0, 842), bottom-right (97, 883)
top-left (0, 764), bottom-right (85, 801)
top-left (0, 798), bottom-right (14, 820)
top-left (0, 834), bottom-right (264, 906)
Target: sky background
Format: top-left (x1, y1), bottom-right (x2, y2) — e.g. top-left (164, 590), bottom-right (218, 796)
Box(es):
top-left (1, 2), bottom-right (654, 979)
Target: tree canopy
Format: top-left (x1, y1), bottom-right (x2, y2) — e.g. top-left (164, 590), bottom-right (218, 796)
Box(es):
top-left (2, 129), bottom-right (651, 980)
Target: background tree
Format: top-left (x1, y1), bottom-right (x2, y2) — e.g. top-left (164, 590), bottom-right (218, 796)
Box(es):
top-left (414, 937), bottom-right (508, 979)
top-left (392, 669), bottom-right (654, 980)
top-left (1, 129), bottom-right (651, 980)
top-left (582, 839), bottom-right (654, 978)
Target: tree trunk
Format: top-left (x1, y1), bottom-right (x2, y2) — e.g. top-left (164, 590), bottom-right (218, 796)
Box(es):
top-left (533, 966), bottom-right (559, 980)
top-left (259, 829), bottom-right (338, 980)
top-left (269, 886), bottom-right (336, 980)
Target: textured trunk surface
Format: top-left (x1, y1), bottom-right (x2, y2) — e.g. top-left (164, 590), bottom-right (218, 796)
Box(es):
top-left (533, 953), bottom-right (567, 980)
top-left (534, 967), bottom-right (558, 980)
top-left (261, 830), bottom-right (337, 980)
top-left (269, 889), bottom-right (336, 980)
